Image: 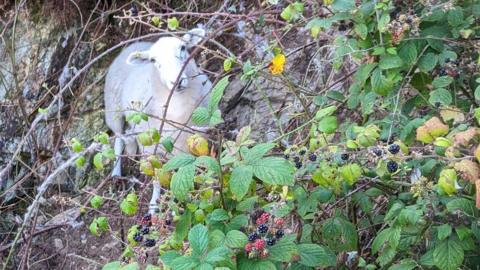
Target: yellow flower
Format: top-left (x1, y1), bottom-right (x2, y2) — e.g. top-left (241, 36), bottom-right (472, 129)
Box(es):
top-left (269, 54), bottom-right (286, 75)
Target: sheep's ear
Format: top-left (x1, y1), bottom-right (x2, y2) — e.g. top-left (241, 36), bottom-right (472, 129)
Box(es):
top-left (183, 28), bottom-right (205, 47)
top-left (126, 50), bottom-right (151, 65)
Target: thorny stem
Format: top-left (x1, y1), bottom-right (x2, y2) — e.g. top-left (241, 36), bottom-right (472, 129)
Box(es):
top-left (217, 131), bottom-right (227, 210)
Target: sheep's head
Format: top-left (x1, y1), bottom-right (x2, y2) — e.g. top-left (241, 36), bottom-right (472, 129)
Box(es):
top-left (127, 28), bottom-right (206, 91)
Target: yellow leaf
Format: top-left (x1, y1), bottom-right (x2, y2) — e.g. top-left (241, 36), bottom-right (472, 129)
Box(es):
top-left (475, 145), bottom-right (480, 163)
top-left (453, 128), bottom-right (478, 147)
top-left (440, 106), bottom-right (465, 124)
top-left (187, 134), bottom-right (209, 156)
top-left (438, 169), bottom-right (457, 196)
top-left (454, 160), bottom-right (480, 183)
top-left (268, 54), bottom-right (286, 75)
top-left (416, 117), bottom-right (449, 143)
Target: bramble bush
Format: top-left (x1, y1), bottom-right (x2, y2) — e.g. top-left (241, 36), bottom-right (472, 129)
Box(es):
top-left (72, 0), bottom-right (480, 269)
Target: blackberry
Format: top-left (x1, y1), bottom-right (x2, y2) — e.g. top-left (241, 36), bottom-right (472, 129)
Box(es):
top-left (373, 148), bottom-right (383, 157)
top-left (293, 156), bottom-right (300, 163)
top-left (299, 149), bottom-right (306, 155)
top-left (439, 68), bottom-right (448, 76)
top-left (341, 153), bottom-right (349, 161)
top-left (338, 24), bottom-right (347, 31)
top-left (284, 154), bottom-right (290, 159)
top-left (165, 219), bottom-right (172, 225)
top-left (141, 226), bottom-right (150, 235)
top-left (388, 144), bottom-right (400, 154)
top-left (387, 160), bottom-right (398, 173)
top-left (266, 237), bottom-right (276, 246)
top-left (308, 153), bottom-right (317, 161)
top-left (133, 232), bottom-right (143, 242)
top-left (275, 229), bottom-right (284, 238)
top-left (143, 214), bottom-right (152, 222)
top-left (248, 232), bottom-right (259, 242)
top-left (258, 224), bottom-right (269, 234)
top-left (295, 161), bottom-right (303, 169)
top-left (144, 239), bottom-right (156, 247)
top-left (250, 209), bottom-right (264, 222)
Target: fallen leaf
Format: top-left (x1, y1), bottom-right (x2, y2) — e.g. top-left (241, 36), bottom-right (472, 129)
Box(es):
top-left (440, 106), bottom-right (465, 124)
top-left (416, 117), bottom-right (449, 143)
top-left (453, 128), bottom-right (478, 147)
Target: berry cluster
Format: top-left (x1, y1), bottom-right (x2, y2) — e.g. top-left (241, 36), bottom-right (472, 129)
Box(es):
top-left (133, 214), bottom-right (156, 248)
top-left (284, 148), bottom-right (318, 169)
top-left (245, 210), bottom-right (285, 259)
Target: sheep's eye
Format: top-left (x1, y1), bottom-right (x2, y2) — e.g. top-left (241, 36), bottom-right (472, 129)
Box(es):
top-left (150, 58), bottom-right (155, 63)
top-left (180, 45), bottom-right (186, 51)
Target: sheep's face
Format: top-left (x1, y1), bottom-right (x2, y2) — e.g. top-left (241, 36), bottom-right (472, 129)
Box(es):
top-left (127, 28), bottom-right (206, 92)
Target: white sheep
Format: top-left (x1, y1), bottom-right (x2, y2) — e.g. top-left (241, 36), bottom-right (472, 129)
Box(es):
top-left (104, 28), bottom-right (211, 177)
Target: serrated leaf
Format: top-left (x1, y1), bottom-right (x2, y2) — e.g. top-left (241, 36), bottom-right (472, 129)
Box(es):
top-left (171, 256), bottom-right (199, 270)
top-left (208, 76), bottom-right (229, 112)
top-left (230, 165), bottom-right (253, 200)
top-left (210, 209), bottom-right (229, 221)
top-left (102, 261), bottom-right (121, 270)
top-left (298, 244), bottom-right (336, 267)
top-left (192, 107), bottom-right (210, 126)
top-left (93, 153), bottom-right (104, 170)
top-left (355, 23), bottom-right (368, 39)
top-left (170, 165), bottom-right (195, 201)
top-left (252, 157), bottom-right (295, 185)
top-left (433, 239), bottom-right (464, 270)
top-left (388, 259), bottom-right (417, 270)
top-left (432, 76), bottom-right (453, 88)
top-left (120, 193), bottom-right (138, 216)
top-left (189, 224), bottom-right (209, 255)
top-left (317, 116), bottom-right (338, 134)
top-left (90, 195), bottom-right (104, 209)
top-left (322, 216), bottom-right (358, 252)
top-left (209, 109), bottom-right (223, 127)
top-left (268, 236), bottom-right (298, 262)
top-left (163, 154), bottom-right (196, 171)
top-left (224, 230), bottom-right (247, 248)
top-left (162, 136), bottom-right (174, 153)
top-left (372, 227), bottom-right (401, 255)
top-left (437, 224), bottom-right (452, 240)
top-left (167, 17), bottom-right (179, 30)
top-left (241, 143), bottom-right (275, 163)
top-left (205, 246), bottom-right (229, 264)
top-left (195, 156), bottom-right (221, 175)
top-left (418, 53), bottom-right (438, 72)
top-left (315, 105), bottom-right (337, 120)
top-left (379, 55), bottom-right (403, 70)
top-left (429, 88), bottom-right (452, 106)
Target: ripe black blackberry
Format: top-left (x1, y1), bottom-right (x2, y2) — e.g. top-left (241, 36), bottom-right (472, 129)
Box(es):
top-left (266, 237), bottom-right (276, 246)
top-left (373, 148), bottom-right (383, 157)
top-left (133, 232), bottom-right (143, 242)
top-left (258, 224), bottom-right (269, 234)
top-left (250, 209), bottom-right (264, 222)
top-left (275, 229), bottom-right (284, 238)
top-left (141, 226), bottom-right (149, 235)
top-left (284, 154), bottom-right (290, 159)
top-left (295, 161), bottom-right (303, 169)
top-left (387, 160), bottom-right (398, 173)
top-left (248, 232), bottom-right (259, 242)
top-left (299, 149), bottom-right (306, 155)
top-left (388, 144), bottom-right (400, 154)
top-left (439, 68), bottom-right (448, 76)
top-left (144, 239), bottom-right (156, 247)
top-left (341, 153), bottom-right (349, 161)
top-left (293, 156), bottom-right (300, 163)
top-left (308, 153), bottom-right (317, 161)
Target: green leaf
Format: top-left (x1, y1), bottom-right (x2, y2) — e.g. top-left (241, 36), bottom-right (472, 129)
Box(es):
top-left (175, 210), bottom-right (192, 242)
top-left (371, 68), bottom-right (393, 96)
top-left (432, 76), bottom-right (453, 88)
top-left (315, 105), bottom-right (337, 120)
top-left (120, 193), bottom-right (138, 216)
top-left (236, 196), bottom-right (258, 211)
top-left (437, 224), bottom-right (452, 241)
top-left (167, 17), bottom-right (179, 30)
top-left (433, 239), bottom-right (464, 270)
top-left (189, 224), bottom-right (209, 255)
top-left (71, 138), bottom-right (83, 153)
top-left (102, 261), bottom-right (121, 270)
top-left (93, 153), bottom-right (104, 170)
top-left (241, 143), bottom-right (275, 163)
top-left (230, 165), bottom-right (253, 200)
top-left (163, 154), bottom-right (196, 171)
top-left (162, 136), bottom-right (174, 153)
top-left (209, 76), bottom-right (230, 112)
top-left (209, 109), bottom-right (224, 127)
top-left (191, 107), bottom-right (210, 126)
top-left (89, 220), bottom-right (99, 236)
top-left (170, 165), bottom-right (195, 201)
top-left (90, 195), bottom-right (104, 209)
top-left (171, 256), bottom-right (199, 270)
top-left (331, 0), bottom-right (355, 12)
top-left (252, 157), bottom-right (295, 185)
top-left (446, 198), bottom-right (476, 216)
top-left (378, 12), bottom-right (390, 32)
top-left (322, 216), bottom-right (358, 252)
top-left (238, 258), bottom-right (277, 270)
top-left (122, 263), bottom-right (139, 270)
top-left (96, 216), bottom-right (109, 231)
top-left (388, 259), bottom-right (417, 270)
top-left (398, 41), bottom-right (418, 66)
top-left (195, 156), bottom-right (221, 175)
top-left (210, 209), bottom-right (229, 221)
top-left (354, 23), bottom-right (368, 39)
top-left (224, 230), bottom-right (248, 248)
top-left (268, 236), bottom-right (298, 262)
top-left (205, 246), bottom-right (229, 264)
top-left (298, 244), bottom-right (336, 267)
top-left (379, 55), bottom-right (403, 70)
top-left (418, 53), bottom-right (438, 72)
top-left (317, 116), bottom-right (338, 134)
top-left (372, 227), bottom-right (401, 254)
top-left (223, 58), bottom-right (234, 72)
top-left (429, 88), bottom-right (452, 106)
top-left (339, 163), bottom-right (362, 185)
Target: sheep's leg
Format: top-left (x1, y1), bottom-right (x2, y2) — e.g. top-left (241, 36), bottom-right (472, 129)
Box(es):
top-left (124, 129), bottom-right (138, 156)
top-left (111, 137), bottom-right (124, 177)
